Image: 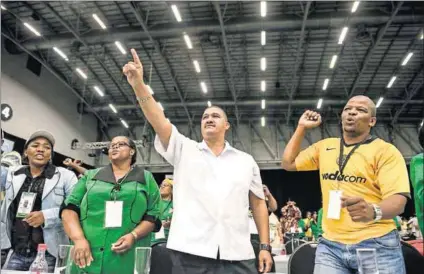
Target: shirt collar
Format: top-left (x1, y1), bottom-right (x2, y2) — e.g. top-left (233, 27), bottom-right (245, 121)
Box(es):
top-left (14, 164), bottom-right (56, 179)
top-left (197, 140), bottom-right (235, 155)
top-left (93, 164), bottom-right (146, 184)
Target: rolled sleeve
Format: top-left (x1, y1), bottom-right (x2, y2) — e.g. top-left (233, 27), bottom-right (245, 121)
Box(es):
top-left (154, 124), bottom-right (188, 167)
top-left (377, 145), bottom-right (411, 199)
top-left (249, 158), bottom-right (265, 199)
top-left (143, 171), bottom-right (161, 222)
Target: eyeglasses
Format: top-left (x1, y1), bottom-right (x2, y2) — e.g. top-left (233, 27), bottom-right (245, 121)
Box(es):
top-left (108, 142), bottom-right (130, 150)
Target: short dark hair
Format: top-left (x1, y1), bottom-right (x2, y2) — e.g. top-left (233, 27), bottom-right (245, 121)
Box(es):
top-left (126, 137), bottom-right (137, 165)
top-left (204, 105), bottom-right (228, 121)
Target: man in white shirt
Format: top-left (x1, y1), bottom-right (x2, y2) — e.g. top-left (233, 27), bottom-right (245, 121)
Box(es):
top-left (123, 49), bottom-right (273, 273)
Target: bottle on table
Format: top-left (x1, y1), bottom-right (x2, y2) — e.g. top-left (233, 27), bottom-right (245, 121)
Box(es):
top-left (29, 243), bottom-right (49, 274)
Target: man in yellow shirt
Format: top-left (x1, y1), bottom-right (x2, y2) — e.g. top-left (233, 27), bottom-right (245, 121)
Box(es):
top-left (282, 96), bottom-right (410, 274)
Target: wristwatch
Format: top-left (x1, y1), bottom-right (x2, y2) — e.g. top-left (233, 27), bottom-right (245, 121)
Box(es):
top-left (372, 204), bottom-right (382, 221)
top-left (259, 244), bottom-right (272, 253)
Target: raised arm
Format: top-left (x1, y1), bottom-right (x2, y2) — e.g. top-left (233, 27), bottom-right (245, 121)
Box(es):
top-left (123, 49), bottom-right (172, 149)
top-left (281, 110), bottom-right (322, 171)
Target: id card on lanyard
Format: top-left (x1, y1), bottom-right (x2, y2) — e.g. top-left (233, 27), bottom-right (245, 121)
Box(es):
top-left (16, 192), bottom-right (36, 218)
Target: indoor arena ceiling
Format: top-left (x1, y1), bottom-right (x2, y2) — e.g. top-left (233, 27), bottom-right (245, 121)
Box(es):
top-left (1, 1), bottom-right (423, 130)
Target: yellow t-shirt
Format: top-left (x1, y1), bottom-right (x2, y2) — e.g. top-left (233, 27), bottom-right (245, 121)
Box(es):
top-left (295, 137), bottom-right (410, 244)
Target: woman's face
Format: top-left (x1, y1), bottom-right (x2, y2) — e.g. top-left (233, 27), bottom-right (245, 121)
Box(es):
top-left (160, 180), bottom-right (173, 197)
top-left (108, 136), bottom-right (134, 163)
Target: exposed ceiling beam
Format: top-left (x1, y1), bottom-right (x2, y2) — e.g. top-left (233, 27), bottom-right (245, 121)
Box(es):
top-left (214, 2), bottom-right (240, 127)
top-left (348, 1), bottom-right (403, 97)
top-left (21, 11), bottom-right (424, 50)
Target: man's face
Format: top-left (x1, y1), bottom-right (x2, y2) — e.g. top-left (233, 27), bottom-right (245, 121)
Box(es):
top-left (307, 212), bottom-right (312, 218)
top-left (201, 107), bottom-right (230, 139)
top-left (25, 137), bottom-right (52, 167)
top-left (341, 96), bottom-right (376, 136)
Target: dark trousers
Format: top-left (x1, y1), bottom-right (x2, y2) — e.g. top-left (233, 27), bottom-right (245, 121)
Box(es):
top-left (169, 249), bottom-right (258, 274)
top-left (250, 234), bottom-right (276, 273)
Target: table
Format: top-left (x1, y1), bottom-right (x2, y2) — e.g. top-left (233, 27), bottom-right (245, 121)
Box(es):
top-left (274, 254), bottom-right (290, 273)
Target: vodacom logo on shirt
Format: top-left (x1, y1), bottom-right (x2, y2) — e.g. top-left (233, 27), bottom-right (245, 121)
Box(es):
top-left (321, 170), bottom-right (367, 184)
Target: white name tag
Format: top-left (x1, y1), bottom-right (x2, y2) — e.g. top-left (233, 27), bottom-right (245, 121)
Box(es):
top-left (105, 201), bottom-right (123, 228)
top-left (155, 226), bottom-right (165, 239)
top-left (327, 190), bottom-right (343, 220)
top-left (16, 192), bottom-right (36, 218)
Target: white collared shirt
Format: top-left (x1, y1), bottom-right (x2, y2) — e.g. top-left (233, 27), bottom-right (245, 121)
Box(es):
top-left (154, 125), bottom-right (264, 261)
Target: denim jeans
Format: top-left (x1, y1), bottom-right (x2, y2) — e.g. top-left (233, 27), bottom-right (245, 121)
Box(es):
top-left (314, 230), bottom-right (405, 274)
top-left (5, 250), bottom-right (56, 273)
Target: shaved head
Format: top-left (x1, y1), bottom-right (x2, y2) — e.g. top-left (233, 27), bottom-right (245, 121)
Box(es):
top-left (347, 95), bottom-right (376, 117)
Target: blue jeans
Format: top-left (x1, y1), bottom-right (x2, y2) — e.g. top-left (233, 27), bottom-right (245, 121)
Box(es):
top-left (5, 250), bottom-right (56, 273)
top-left (314, 230), bottom-right (405, 274)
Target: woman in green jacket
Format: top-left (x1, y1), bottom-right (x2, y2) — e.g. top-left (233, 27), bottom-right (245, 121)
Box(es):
top-left (61, 136), bottom-right (161, 274)
top-left (151, 178), bottom-right (174, 245)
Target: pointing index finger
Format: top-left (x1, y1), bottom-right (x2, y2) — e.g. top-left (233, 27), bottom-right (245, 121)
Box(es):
top-left (131, 49), bottom-right (141, 65)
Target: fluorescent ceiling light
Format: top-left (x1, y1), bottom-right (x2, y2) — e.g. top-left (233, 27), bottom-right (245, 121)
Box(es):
top-left (200, 82), bottom-right (208, 94)
top-left (92, 14), bottom-right (107, 29)
top-left (24, 22), bottom-right (41, 36)
top-left (183, 33), bottom-right (193, 49)
top-left (338, 27), bottom-right (348, 45)
top-left (207, 101), bottom-right (212, 107)
top-left (317, 98), bottom-right (323, 109)
top-left (75, 68), bottom-right (87, 79)
top-left (158, 102), bottom-right (164, 111)
top-left (376, 97), bottom-right (384, 108)
top-left (387, 76), bottom-right (396, 88)
top-left (109, 104), bottom-right (118, 113)
top-left (420, 31), bottom-right (424, 40)
top-left (329, 55), bottom-right (338, 69)
top-left (351, 1), bottom-right (360, 13)
top-left (322, 78), bottom-right (329, 90)
top-left (261, 31), bottom-right (266, 46)
top-left (52, 47), bottom-right (69, 61)
top-left (93, 86), bottom-right (104, 97)
top-left (261, 116), bottom-right (266, 127)
top-left (171, 5), bottom-right (182, 22)
top-left (193, 60), bottom-right (201, 73)
top-left (260, 1), bottom-right (267, 17)
top-left (401, 52), bottom-right (413, 66)
top-left (261, 80), bottom-right (266, 92)
top-left (1, 5), bottom-right (7, 10)
top-left (115, 41), bottom-right (126, 55)
top-left (261, 57), bottom-right (266, 71)
top-left (261, 99), bottom-right (266, 110)
top-left (420, 120), bottom-right (423, 127)
top-left (121, 119), bottom-right (129, 128)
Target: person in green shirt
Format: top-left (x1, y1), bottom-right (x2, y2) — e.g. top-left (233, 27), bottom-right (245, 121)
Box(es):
top-left (410, 125), bottom-right (423, 236)
top-left (317, 208), bottom-right (323, 236)
top-left (310, 211), bottom-right (321, 241)
top-left (151, 178), bottom-right (174, 245)
top-left (61, 136), bottom-right (161, 274)
top-left (295, 211), bottom-right (306, 239)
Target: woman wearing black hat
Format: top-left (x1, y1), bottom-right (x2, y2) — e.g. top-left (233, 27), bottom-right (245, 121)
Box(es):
top-left (0, 130), bottom-right (78, 272)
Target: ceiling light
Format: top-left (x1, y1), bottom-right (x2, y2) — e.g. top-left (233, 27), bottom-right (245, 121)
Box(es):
top-left (376, 97), bottom-right (384, 108)
top-left (261, 80), bottom-right (266, 92)
top-left (329, 55), bottom-right (338, 69)
top-left (420, 120), bottom-right (423, 127)
top-left (207, 101), bottom-right (212, 107)
top-left (261, 57), bottom-right (266, 71)
top-left (261, 31), bottom-right (266, 46)
top-left (338, 27), bottom-right (348, 45)
top-left (183, 33), bottom-right (193, 49)
top-left (23, 22), bottom-right (41, 36)
top-left (75, 68), bottom-right (87, 79)
top-left (115, 41), bottom-right (126, 55)
top-left (193, 60), bottom-right (201, 73)
top-left (387, 76), bottom-right (396, 88)
top-left (351, 1), bottom-right (360, 13)
top-left (401, 52), bottom-right (413, 66)
top-left (93, 86), bottom-right (104, 97)
top-left (261, 116), bottom-right (266, 127)
top-left (261, 99), bottom-right (266, 110)
top-left (322, 78), bottom-right (329, 90)
top-left (317, 98), bottom-right (323, 109)
top-left (171, 5), bottom-right (182, 22)
top-left (260, 1), bottom-right (267, 17)
top-left (200, 82), bottom-right (208, 93)
top-left (52, 47), bottom-right (69, 61)
top-left (92, 14), bottom-right (107, 29)
top-left (121, 119), bottom-right (129, 128)
top-left (158, 102), bottom-right (164, 111)
top-left (1, 5), bottom-right (7, 10)
top-left (420, 30), bottom-right (424, 40)
top-left (109, 104), bottom-right (118, 113)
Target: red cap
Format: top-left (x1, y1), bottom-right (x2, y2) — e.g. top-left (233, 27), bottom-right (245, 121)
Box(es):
top-left (38, 244), bottom-right (47, 251)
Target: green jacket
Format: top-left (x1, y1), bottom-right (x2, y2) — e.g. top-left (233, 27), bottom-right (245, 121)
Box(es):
top-left (64, 165), bottom-right (161, 274)
top-left (151, 199), bottom-right (173, 245)
top-left (297, 219), bottom-right (306, 239)
top-left (410, 153), bottom-right (423, 236)
top-left (317, 208), bottom-right (323, 236)
top-left (310, 219), bottom-right (320, 240)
